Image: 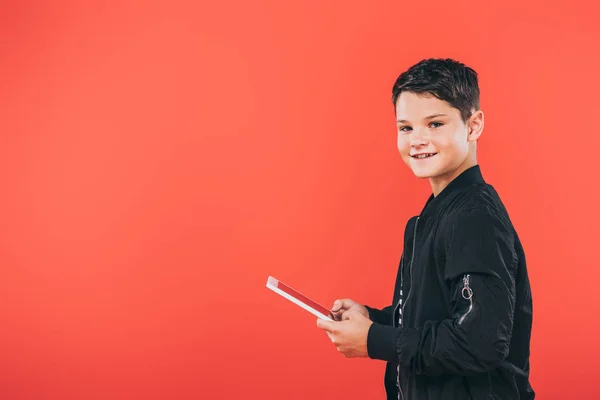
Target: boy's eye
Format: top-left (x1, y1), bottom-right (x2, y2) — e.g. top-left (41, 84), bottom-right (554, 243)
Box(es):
top-left (398, 126), bottom-right (412, 133)
top-left (429, 121), bottom-right (443, 128)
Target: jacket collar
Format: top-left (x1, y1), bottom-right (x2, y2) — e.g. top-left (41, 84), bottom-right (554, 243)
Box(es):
top-left (419, 165), bottom-right (485, 217)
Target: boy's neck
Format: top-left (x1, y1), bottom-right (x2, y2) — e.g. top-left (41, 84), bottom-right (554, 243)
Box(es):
top-left (429, 158), bottom-right (478, 197)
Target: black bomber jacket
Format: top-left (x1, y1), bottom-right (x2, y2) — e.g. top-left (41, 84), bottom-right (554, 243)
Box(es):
top-left (365, 165), bottom-right (534, 400)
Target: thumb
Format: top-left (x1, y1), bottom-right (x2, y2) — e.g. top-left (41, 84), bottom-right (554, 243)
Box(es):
top-left (331, 299), bottom-right (343, 312)
top-left (331, 298), bottom-right (353, 312)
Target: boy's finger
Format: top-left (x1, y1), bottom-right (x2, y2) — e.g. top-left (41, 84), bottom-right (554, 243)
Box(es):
top-left (316, 318), bottom-right (335, 332)
top-left (331, 300), bottom-right (343, 312)
top-left (331, 310), bottom-right (344, 321)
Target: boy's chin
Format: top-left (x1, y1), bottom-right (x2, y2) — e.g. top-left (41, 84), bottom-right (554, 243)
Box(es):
top-left (411, 169), bottom-right (436, 179)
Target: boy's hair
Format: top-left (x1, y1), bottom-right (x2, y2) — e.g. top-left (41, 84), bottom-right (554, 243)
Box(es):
top-left (392, 58), bottom-right (480, 123)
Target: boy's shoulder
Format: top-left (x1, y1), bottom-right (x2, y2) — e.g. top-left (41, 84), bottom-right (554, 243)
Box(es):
top-left (440, 182), bottom-right (514, 231)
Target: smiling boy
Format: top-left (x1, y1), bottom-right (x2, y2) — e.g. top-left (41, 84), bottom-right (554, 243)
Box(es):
top-left (316, 59), bottom-right (534, 399)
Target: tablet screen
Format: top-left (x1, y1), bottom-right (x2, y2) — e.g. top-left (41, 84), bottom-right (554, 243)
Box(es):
top-left (267, 276), bottom-right (333, 319)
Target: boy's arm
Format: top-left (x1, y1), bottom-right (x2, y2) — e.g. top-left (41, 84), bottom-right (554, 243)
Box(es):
top-left (364, 305), bottom-right (394, 326)
top-left (366, 211), bottom-right (518, 376)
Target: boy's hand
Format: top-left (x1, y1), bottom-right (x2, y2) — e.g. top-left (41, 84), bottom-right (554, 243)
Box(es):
top-left (330, 298), bottom-right (369, 321)
top-left (316, 310), bottom-right (373, 358)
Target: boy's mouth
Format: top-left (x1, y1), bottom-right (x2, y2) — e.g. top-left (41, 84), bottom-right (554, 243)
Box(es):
top-left (411, 153), bottom-right (437, 159)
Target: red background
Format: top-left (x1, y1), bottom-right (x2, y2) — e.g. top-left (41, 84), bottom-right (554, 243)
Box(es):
top-left (1, 1), bottom-right (599, 399)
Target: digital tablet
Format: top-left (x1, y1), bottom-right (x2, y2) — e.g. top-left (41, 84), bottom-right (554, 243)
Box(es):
top-left (266, 276), bottom-right (333, 321)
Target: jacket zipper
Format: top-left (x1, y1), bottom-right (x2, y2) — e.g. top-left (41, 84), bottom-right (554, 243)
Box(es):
top-left (400, 217), bottom-right (420, 326)
top-left (458, 274), bottom-right (473, 325)
top-left (393, 216), bottom-right (419, 400)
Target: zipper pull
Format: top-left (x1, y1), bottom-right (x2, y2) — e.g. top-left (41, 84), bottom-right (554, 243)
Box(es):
top-left (462, 274), bottom-right (473, 300)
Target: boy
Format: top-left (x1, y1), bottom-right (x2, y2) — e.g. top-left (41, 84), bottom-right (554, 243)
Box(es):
top-left (316, 58), bottom-right (534, 399)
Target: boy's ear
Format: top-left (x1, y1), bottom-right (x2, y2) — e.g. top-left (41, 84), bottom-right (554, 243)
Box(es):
top-left (467, 110), bottom-right (484, 142)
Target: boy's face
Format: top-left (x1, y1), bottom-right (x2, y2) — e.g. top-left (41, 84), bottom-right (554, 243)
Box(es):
top-left (395, 92), bottom-right (480, 183)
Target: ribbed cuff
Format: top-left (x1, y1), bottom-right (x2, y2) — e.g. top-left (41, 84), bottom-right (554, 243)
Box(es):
top-left (367, 322), bottom-right (400, 362)
top-left (364, 305), bottom-right (376, 321)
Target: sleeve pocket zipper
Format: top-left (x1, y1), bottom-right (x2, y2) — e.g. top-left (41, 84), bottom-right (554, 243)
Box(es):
top-left (458, 274), bottom-right (474, 325)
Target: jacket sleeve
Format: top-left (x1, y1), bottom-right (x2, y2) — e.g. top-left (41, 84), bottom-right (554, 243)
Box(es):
top-left (367, 211), bottom-right (517, 376)
top-left (365, 305), bottom-right (393, 326)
